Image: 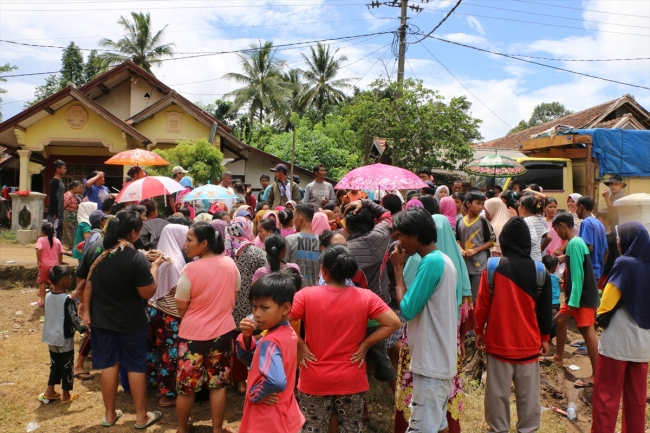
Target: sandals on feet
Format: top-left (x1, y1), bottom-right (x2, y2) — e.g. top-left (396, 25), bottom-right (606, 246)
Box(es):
top-left (574, 379), bottom-right (594, 388)
top-left (74, 371), bottom-right (95, 381)
top-left (102, 409), bottom-right (123, 427)
top-left (38, 392), bottom-right (61, 403)
top-left (134, 411), bottom-right (163, 430)
top-left (61, 394), bottom-right (79, 404)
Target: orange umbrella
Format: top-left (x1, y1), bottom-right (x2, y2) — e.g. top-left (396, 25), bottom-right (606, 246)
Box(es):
top-left (105, 149), bottom-right (169, 166)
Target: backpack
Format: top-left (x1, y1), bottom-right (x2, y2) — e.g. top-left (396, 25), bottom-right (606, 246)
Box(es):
top-left (487, 257), bottom-right (547, 301)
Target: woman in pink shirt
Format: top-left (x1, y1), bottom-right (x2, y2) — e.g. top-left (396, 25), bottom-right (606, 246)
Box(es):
top-left (175, 222), bottom-right (241, 433)
top-left (290, 244), bottom-right (400, 432)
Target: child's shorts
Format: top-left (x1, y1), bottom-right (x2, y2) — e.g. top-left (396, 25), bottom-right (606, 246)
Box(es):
top-left (559, 303), bottom-right (596, 328)
top-left (37, 265), bottom-right (53, 283)
top-left (176, 331), bottom-right (234, 395)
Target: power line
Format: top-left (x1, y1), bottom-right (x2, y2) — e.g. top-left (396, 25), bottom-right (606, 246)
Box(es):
top-left (417, 8), bottom-right (649, 37)
top-left (7, 18), bottom-right (394, 42)
top-left (352, 44), bottom-right (393, 86)
top-left (0, 71), bottom-right (61, 78)
top-left (513, 0), bottom-right (650, 19)
top-left (431, 0), bottom-right (650, 29)
top-left (420, 33), bottom-right (650, 90)
top-left (0, 2), bottom-right (367, 12)
top-left (412, 0), bottom-right (463, 43)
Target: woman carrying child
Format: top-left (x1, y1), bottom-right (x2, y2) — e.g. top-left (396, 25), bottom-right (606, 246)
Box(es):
top-left (36, 222), bottom-right (63, 308)
top-left (290, 245), bottom-right (400, 432)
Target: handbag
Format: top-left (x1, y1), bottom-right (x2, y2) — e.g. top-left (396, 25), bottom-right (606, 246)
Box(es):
top-left (596, 301), bottom-right (620, 329)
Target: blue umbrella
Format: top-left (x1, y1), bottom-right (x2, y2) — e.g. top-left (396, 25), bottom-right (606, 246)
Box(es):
top-left (182, 184), bottom-right (237, 202)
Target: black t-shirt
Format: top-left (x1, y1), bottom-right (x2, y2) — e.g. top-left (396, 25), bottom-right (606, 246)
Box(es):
top-left (76, 238), bottom-right (104, 279)
top-left (48, 178), bottom-right (64, 216)
top-left (89, 247), bottom-right (154, 333)
top-left (604, 231), bottom-right (620, 274)
top-left (164, 193), bottom-right (178, 217)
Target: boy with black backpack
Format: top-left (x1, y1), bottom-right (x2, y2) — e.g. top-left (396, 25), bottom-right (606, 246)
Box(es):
top-left (475, 217), bottom-right (552, 433)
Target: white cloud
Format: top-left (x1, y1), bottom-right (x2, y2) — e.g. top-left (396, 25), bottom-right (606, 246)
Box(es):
top-left (466, 17), bottom-right (485, 36)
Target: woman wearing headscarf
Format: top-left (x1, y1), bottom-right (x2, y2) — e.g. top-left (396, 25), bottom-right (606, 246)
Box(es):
top-left (72, 202), bottom-right (97, 261)
top-left (394, 214), bottom-right (473, 433)
top-left (285, 200), bottom-right (297, 211)
top-left (262, 210), bottom-right (279, 229)
top-left (567, 193), bottom-right (582, 234)
top-left (592, 222), bottom-right (650, 433)
top-left (434, 185), bottom-right (450, 202)
top-left (193, 212), bottom-right (213, 224)
top-left (311, 212), bottom-right (330, 236)
top-left (404, 199), bottom-right (423, 210)
top-left (146, 224), bottom-right (188, 408)
top-left (473, 217), bottom-right (552, 433)
top-left (484, 197), bottom-right (512, 257)
top-left (252, 209), bottom-right (267, 235)
top-left (227, 217), bottom-right (267, 394)
top-left (439, 197), bottom-right (458, 231)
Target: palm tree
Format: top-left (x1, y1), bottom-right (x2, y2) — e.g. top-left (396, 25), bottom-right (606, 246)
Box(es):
top-left (300, 43), bottom-right (353, 110)
top-left (98, 12), bottom-right (174, 75)
top-left (223, 41), bottom-right (295, 125)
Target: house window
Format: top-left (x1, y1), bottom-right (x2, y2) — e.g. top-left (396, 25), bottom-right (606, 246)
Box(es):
top-left (165, 112), bottom-right (183, 133)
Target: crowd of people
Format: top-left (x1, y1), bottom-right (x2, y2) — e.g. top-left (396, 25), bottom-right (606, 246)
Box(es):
top-left (36, 159), bottom-right (650, 433)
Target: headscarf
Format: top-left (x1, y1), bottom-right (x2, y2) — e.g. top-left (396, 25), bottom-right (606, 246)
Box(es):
top-left (499, 217), bottom-right (537, 292)
top-left (607, 222), bottom-right (650, 329)
top-left (405, 199), bottom-right (423, 210)
top-left (193, 212), bottom-right (212, 224)
top-left (225, 217), bottom-right (254, 259)
top-left (238, 205), bottom-right (253, 215)
top-left (153, 224), bottom-right (189, 301)
top-left (263, 211), bottom-right (280, 228)
top-left (568, 193), bottom-right (582, 205)
top-left (77, 202), bottom-right (97, 226)
top-left (439, 197), bottom-right (457, 228)
top-left (179, 176), bottom-right (193, 188)
top-left (311, 212), bottom-right (330, 236)
top-left (285, 200), bottom-right (297, 210)
top-left (485, 197), bottom-right (511, 254)
top-left (253, 209), bottom-right (267, 234)
top-left (403, 214), bottom-right (471, 316)
top-left (210, 219), bottom-right (228, 241)
top-left (209, 201), bottom-right (228, 214)
top-left (275, 206), bottom-right (286, 212)
top-left (434, 185), bottom-right (450, 202)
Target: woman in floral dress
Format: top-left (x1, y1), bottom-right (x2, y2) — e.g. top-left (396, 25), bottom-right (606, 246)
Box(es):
top-left (62, 181), bottom-right (82, 252)
top-left (394, 214), bottom-right (474, 433)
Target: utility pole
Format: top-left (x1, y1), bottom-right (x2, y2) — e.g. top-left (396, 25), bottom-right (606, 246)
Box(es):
top-left (396, 0), bottom-right (408, 83)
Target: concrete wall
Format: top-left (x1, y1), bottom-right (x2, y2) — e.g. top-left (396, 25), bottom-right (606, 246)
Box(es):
top-left (134, 105), bottom-right (212, 147)
top-left (130, 80), bottom-right (167, 117)
top-left (94, 80), bottom-right (131, 120)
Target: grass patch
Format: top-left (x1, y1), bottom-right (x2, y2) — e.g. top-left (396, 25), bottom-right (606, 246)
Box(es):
top-left (0, 229), bottom-right (17, 245)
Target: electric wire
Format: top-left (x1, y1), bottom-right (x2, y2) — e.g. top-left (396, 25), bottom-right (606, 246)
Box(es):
top-left (412, 0), bottom-right (463, 43)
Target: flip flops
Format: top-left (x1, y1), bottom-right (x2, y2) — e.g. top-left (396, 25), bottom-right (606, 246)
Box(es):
top-left (61, 394), bottom-right (79, 404)
top-left (38, 392), bottom-right (61, 403)
top-left (573, 347), bottom-right (589, 356)
top-left (569, 340), bottom-right (585, 348)
top-left (574, 379), bottom-right (594, 388)
top-left (102, 409), bottom-right (123, 427)
top-left (134, 411), bottom-right (163, 430)
top-left (74, 371), bottom-right (95, 381)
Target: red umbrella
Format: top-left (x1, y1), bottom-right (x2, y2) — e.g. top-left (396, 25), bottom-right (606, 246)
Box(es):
top-left (116, 176), bottom-right (184, 203)
top-left (335, 164), bottom-right (428, 190)
top-left (105, 149), bottom-right (169, 166)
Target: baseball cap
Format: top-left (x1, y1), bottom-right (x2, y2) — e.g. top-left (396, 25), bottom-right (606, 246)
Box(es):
top-left (270, 164), bottom-right (288, 173)
top-left (292, 175), bottom-right (301, 184)
top-left (236, 209), bottom-right (253, 219)
top-left (89, 210), bottom-right (107, 227)
top-left (172, 166), bottom-right (189, 174)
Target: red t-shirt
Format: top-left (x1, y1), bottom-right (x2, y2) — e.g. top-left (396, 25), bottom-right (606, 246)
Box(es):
top-left (290, 285), bottom-right (390, 395)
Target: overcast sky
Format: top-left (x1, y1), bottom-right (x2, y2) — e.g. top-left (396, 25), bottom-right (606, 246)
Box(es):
top-left (1, 0), bottom-right (649, 141)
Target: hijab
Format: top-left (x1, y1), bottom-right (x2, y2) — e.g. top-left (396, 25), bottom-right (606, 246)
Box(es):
top-left (210, 219), bottom-right (228, 241)
top-left (434, 185), bottom-right (450, 202)
top-left (403, 214), bottom-right (471, 316)
top-left (311, 212), bottom-right (330, 236)
top-left (405, 199), bottom-right (423, 210)
top-left (153, 224), bottom-right (189, 301)
top-left (439, 197), bottom-right (457, 228)
top-left (193, 212), bottom-right (212, 224)
top-left (263, 211), bottom-right (280, 228)
top-left (499, 217), bottom-right (537, 292)
top-left (253, 209), bottom-right (267, 234)
top-left (568, 193), bottom-right (582, 204)
top-left (77, 202), bottom-right (97, 226)
top-left (485, 198), bottom-right (511, 254)
top-left (607, 222), bottom-right (650, 329)
top-left (225, 216), bottom-right (254, 259)
top-left (285, 200), bottom-right (297, 210)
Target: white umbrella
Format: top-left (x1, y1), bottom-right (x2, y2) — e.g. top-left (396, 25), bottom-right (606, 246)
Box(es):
top-left (116, 176), bottom-right (184, 203)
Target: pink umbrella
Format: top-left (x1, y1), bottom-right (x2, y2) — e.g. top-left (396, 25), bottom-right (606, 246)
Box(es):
top-left (335, 164), bottom-right (428, 190)
top-left (116, 176), bottom-right (184, 203)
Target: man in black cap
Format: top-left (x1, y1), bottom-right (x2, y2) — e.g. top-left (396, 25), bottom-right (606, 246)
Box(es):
top-left (602, 174), bottom-right (627, 214)
top-left (267, 164), bottom-right (301, 209)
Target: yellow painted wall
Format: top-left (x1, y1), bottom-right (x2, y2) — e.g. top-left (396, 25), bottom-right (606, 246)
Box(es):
top-left (134, 105), bottom-right (211, 146)
top-left (94, 79), bottom-right (131, 120)
top-left (20, 101), bottom-right (128, 153)
top-left (47, 146), bottom-right (115, 156)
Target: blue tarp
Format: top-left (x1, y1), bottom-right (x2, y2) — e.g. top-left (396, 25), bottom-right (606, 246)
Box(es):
top-left (574, 129), bottom-right (650, 177)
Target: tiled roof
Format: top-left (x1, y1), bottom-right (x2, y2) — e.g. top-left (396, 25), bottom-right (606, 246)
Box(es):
top-left (478, 97), bottom-right (621, 149)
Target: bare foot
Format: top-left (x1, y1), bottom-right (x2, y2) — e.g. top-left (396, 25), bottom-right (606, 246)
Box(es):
top-left (159, 395), bottom-right (176, 407)
top-left (542, 355), bottom-right (564, 367)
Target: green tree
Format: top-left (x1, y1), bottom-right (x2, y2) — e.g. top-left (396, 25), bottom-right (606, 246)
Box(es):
top-left (83, 50), bottom-right (102, 83)
top-left (149, 138), bottom-right (224, 185)
top-left (60, 42), bottom-right (85, 87)
top-left (223, 41), bottom-right (295, 125)
top-left (25, 74), bottom-right (62, 107)
top-left (341, 78), bottom-right (481, 170)
top-left (507, 101), bottom-right (573, 135)
top-left (98, 12), bottom-right (175, 75)
top-left (0, 63), bottom-right (18, 121)
top-left (300, 43), bottom-right (353, 112)
top-left (263, 116), bottom-right (362, 180)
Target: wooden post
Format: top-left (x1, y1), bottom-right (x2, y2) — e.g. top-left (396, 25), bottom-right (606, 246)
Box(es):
top-left (586, 141), bottom-right (594, 198)
top-left (290, 127), bottom-right (296, 181)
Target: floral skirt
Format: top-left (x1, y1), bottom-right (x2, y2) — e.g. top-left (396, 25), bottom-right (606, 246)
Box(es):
top-left (62, 210), bottom-right (77, 250)
top-left (146, 306), bottom-right (181, 398)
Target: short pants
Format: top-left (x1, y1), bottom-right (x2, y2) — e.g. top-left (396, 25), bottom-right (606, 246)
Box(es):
top-left (408, 373), bottom-right (451, 433)
top-left (176, 331), bottom-right (234, 395)
top-left (297, 392), bottom-right (366, 433)
top-left (559, 303), bottom-right (596, 328)
top-left (37, 265), bottom-right (53, 283)
top-left (91, 326), bottom-right (148, 372)
top-left (365, 326), bottom-right (396, 382)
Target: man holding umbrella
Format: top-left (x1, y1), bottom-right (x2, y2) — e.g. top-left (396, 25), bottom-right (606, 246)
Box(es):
top-left (267, 164), bottom-right (301, 209)
top-left (166, 166), bottom-right (189, 217)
